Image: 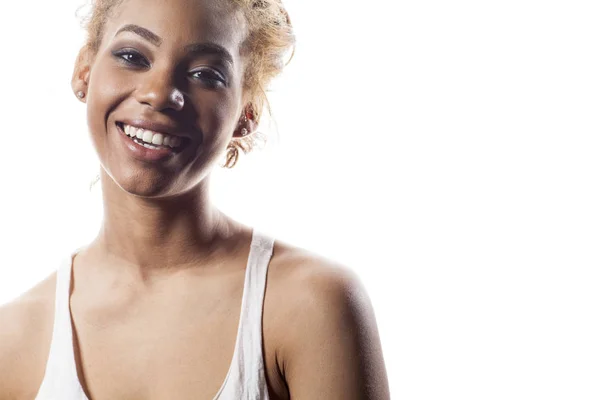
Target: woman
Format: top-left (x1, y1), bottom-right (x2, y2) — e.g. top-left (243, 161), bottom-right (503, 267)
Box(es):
top-left (0, 0), bottom-right (390, 398)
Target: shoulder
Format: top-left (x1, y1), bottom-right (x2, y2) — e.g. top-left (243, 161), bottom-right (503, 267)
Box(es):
top-left (270, 239), bottom-right (361, 295)
top-left (267, 240), bottom-right (365, 324)
top-left (266, 240), bottom-right (390, 399)
top-left (0, 272), bottom-right (57, 399)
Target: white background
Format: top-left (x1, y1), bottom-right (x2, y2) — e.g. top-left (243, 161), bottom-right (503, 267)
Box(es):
top-left (1, 0), bottom-right (599, 398)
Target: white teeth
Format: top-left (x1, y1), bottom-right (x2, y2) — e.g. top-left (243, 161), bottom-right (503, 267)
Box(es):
top-left (121, 123), bottom-right (184, 149)
top-left (142, 130), bottom-right (154, 143)
top-left (152, 133), bottom-right (164, 145)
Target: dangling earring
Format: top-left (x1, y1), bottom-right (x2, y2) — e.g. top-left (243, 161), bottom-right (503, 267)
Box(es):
top-left (222, 143), bottom-right (240, 169)
top-left (241, 128), bottom-right (249, 136)
top-left (77, 91), bottom-right (85, 99)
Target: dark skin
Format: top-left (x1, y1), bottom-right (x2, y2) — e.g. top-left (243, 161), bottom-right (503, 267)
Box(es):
top-left (0, 0), bottom-right (390, 398)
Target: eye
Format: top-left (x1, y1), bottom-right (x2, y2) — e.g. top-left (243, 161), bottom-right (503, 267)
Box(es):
top-left (112, 49), bottom-right (150, 68)
top-left (190, 69), bottom-right (226, 88)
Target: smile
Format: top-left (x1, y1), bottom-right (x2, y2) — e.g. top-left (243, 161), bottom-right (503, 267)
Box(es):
top-left (116, 122), bottom-right (188, 151)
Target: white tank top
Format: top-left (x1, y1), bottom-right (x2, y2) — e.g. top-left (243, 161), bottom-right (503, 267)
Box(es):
top-left (35, 228), bottom-right (274, 400)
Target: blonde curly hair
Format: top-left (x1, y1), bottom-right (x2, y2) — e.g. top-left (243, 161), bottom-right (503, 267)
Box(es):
top-left (79, 0), bottom-right (295, 168)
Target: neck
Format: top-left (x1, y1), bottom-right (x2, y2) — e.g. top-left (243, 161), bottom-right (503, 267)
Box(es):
top-left (88, 169), bottom-right (243, 278)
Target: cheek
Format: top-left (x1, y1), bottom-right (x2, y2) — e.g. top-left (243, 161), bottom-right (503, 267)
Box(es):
top-left (83, 62), bottom-right (131, 171)
top-left (87, 62), bottom-right (128, 126)
top-left (196, 90), bottom-right (241, 151)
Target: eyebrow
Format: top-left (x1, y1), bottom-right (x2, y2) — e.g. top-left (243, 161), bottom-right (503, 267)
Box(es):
top-left (184, 43), bottom-right (234, 67)
top-left (115, 24), bottom-right (234, 66)
top-left (115, 24), bottom-right (162, 46)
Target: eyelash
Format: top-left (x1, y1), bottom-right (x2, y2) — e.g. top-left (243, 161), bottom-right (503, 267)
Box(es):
top-left (113, 49), bottom-right (150, 67)
top-left (190, 69), bottom-right (225, 88)
top-left (112, 49), bottom-right (227, 88)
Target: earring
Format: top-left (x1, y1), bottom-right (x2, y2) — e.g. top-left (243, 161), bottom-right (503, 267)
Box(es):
top-left (222, 143), bottom-right (240, 169)
top-left (77, 91), bottom-right (85, 99)
top-left (241, 128), bottom-right (249, 136)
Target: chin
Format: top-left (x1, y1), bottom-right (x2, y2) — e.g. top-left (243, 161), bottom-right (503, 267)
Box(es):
top-left (104, 164), bottom-right (180, 198)
top-left (120, 181), bottom-right (171, 199)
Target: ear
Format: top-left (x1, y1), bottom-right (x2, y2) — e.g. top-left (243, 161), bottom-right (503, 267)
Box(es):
top-left (234, 103), bottom-right (259, 138)
top-left (71, 45), bottom-right (92, 101)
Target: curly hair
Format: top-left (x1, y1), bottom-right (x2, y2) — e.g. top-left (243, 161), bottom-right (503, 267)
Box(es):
top-left (79, 0), bottom-right (295, 168)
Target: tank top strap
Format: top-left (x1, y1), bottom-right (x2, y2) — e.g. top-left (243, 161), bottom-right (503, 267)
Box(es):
top-left (243, 228), bottom-right (275, 348)
top-left (35, 250), bottom-right (88, 399)
top-left (215, 228), bottom-right (274, 399)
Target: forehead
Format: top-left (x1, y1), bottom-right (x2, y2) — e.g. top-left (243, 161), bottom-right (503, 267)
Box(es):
top-left (103, 0), bottom-right (247, 56)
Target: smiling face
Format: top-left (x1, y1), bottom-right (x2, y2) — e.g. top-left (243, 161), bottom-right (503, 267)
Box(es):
top-left (73, 0), bottom-right (254, 197)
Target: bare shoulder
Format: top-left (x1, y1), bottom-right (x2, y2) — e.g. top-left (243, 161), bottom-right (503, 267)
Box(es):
top-left (0, 272), bottom-right (57, 399)
top-left (269, 239), bottom-right (360, 291)
top-left (266, 240), bottom-right (390, 400)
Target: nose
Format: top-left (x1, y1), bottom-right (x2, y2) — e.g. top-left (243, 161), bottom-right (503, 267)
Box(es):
top-left (135, 67), bottom-right (185, 112)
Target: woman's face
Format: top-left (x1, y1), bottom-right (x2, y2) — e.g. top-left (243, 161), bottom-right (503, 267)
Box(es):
top-left (76, 0), bottom-right (250, 197)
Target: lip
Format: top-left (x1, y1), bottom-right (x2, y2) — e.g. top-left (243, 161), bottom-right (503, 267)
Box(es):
top-left (118, 118), bottom-right (190, 139)
top-left (116, 122), bottom-right (185, 162)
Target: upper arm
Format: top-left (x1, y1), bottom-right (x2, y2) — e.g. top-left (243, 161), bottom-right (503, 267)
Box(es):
top-left (0, 301), bottom-right (33, 399)
top-left (280, 263), bottom-right (390, 400)
top-left (0, 276), bottom-right (55, 400)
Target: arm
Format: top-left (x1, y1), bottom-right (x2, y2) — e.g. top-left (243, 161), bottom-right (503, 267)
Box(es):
top-left (0, 300), bottom-right (33, 400)
top-left (281, 264), bottom-right (390, 399)
top-left (0, 276), bottom-right (56, 400)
